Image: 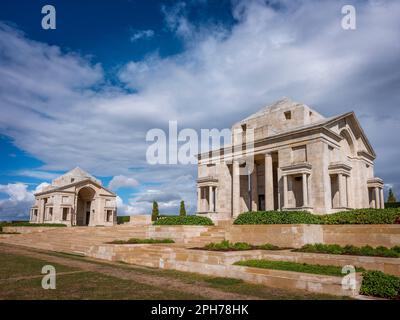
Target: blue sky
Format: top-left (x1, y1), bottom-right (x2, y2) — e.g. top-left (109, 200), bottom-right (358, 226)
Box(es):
top-left (0, 0), bottom-right (399, 220)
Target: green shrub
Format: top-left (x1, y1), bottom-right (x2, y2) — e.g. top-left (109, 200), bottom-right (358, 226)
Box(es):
top-left (233, 208), bottom-right (400, 225)
top-left (117, 216), bottom-right (130, 225)
top-left (294, 243), bottom-right (400, 258)
top-left (234, 259), bottom-right (364, 277)
top-left (153, 215), bottom-right (214, 226)
top-left (257, 243), bottom-right (281, 250)
top-left (320, 208), bottom-right (400, 224)
top-left (393, 246), bottom-right (400, 254)
top-left (108, 238), bottom-right (174, 244)
top-left (360, 270), bottom-right (400, 299)
top-left (234, 211), bottom-right (320, 225)
top-left (203, 240), bottom-right (282, 251)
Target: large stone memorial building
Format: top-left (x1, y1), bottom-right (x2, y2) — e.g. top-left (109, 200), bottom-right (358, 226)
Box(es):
top-left (197, 98), bottom-right (384, 219)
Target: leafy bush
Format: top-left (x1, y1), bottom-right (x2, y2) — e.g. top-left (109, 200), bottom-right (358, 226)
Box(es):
top-left (117, 216), bottom-right (130, 225)
top-left (257, 243), bottom-right (281, 250)
top-left (153, 215), bottom-right (214, 226)
top-left (393, 246), bottom-right (400, 254)
top-left (234, 211), bottom-right (320, 225)
top-left (360, 270), bottom-right (400, 299)
top-left (108, 238), bottom-right (174, 244)
top-left (234, 259), bottom-right (364, 277)
top-left (294, 243), bottom-right (400, 258)
top-left (234, 208), bottom-right (400, 225)
top-left (320, 209), bottom-right (400, 224)
top-left (202, 240), bottom-right (282, 251)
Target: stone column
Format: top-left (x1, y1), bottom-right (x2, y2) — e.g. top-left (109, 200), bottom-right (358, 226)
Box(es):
top-left (283, 175), bottom-right (289, 208)
top-left (209, 185), bottom-right (213, 212)
top-left (214, 187), bottom-right (217, 212)
top-left (197, 187), bottom-right (201, 212)
top-left (232, 160), bottom-right (240, 217)
top-left (251, 163), bottom-right (258, 211)
top-left (380, 188), bottom-right (385, 209)
top-left (302, 173), bottom-right (308, 207)
top-left (264, 153), bottom-right (274, 210)
top-left (338, 173), bottom-right (347, 208)
top-left (374, 187), bottom-right (380, 209)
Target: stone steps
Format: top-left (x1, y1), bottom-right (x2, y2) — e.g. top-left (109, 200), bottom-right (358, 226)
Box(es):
top-left (0, 225), bottom-right (227, 255)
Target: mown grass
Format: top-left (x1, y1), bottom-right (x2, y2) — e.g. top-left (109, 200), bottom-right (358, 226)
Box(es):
top-left (0, 247), bottom-right (346, 300)
top-left (234, 259), bottom-right (365, 277)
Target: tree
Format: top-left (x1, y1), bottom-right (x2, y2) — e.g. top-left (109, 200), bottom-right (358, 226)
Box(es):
top-left (151, 201), bottom-right (159, 221)
top-left (179, 200), bottom-right (187, 216)
top-left (387, 188), bottom-right (397, 203)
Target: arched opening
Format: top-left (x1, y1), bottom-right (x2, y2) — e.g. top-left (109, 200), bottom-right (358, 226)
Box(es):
top-left (340, 130), bottom-right (355, 158)
top-left (76, 187), bottom-right (95, 226)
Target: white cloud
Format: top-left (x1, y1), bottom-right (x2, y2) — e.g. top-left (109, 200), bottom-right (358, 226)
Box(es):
top-left (16, 170), bottom-right (59, 180)
top-left (130, 29), bottom-right (155, 42)
top-left (108, 175), bottom-right (139, 191)
top-left (35, 182), bottom-right (51, 193)
top-left (0, 183), bottom-right (35, 220)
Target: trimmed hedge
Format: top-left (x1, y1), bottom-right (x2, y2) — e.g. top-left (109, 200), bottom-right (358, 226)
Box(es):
top-left (153, 215), bottom-right (214, 226)
top-left (234, 208), bottom-right (400, 225)
top-left (294, 243), bottom-right (400, 258)
top-left (360, 271), bottom-right (400, 299)
top-left (234, 211), bottom-right (320, 224)
top-left (117, 216), bottom-right (130, 225)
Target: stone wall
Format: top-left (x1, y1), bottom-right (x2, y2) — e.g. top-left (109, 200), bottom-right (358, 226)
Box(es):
top-left (226, 224), bottom-right (400, 248)
top-left (2, 226), bottom-right (65, 234)
top-left (128, 215), bottom-right (152, 225)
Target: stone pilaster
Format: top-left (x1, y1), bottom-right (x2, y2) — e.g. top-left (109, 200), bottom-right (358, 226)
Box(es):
top-left (264, 153), bottom-right (274, 210)
top-left (209, 185), bottom-right (213, 212)
top-left (302, 173), bottom-right (308, 207)
top-left (251, 164), bottom-right (258, 211)
top-left (374, 187), bottom-right (380, 209)
top-left (197, 187), bottom-right (201, 212)
top-left (232, 160), bottom-right (240, 217)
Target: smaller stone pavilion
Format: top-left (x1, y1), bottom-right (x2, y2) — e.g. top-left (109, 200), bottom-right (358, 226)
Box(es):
top-left (30, 167), bottom-right (117, 226)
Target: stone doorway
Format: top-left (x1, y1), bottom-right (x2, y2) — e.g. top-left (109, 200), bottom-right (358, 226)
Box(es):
top-left (76, 187), bottom-right (95, 226)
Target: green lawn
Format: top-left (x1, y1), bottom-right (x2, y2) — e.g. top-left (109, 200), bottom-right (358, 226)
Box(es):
top-left (0, 249), bottom-right (349, 300)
